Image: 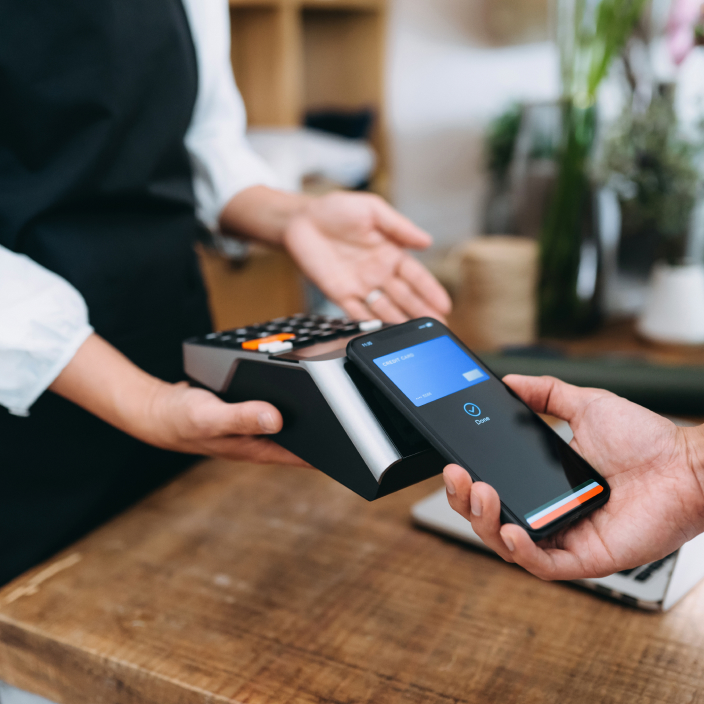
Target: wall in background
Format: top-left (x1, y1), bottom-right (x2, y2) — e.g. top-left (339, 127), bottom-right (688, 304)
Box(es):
top-left (386, 0), bottom-right (560, 251)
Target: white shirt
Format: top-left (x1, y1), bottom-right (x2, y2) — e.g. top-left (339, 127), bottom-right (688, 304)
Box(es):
top-left (0, 0), bottom-right (277, 417)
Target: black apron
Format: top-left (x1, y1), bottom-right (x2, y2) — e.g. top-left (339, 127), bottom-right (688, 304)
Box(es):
top-left (0, 0), bottom-right (213, 585)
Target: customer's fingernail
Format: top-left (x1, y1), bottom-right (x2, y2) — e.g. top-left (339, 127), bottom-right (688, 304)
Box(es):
top-left (470, 492), bottom-right (482, 517)
top-left (503, 535), bottom-right (515, 552)
top-left (258, 412), bottom-right (277, 434)
top-left (443, 473), bottom-right (456, 496)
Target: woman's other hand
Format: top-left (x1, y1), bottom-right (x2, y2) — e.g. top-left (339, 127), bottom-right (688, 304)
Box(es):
top-left (143, 381), bottom-right (305, 465)
top-left (283, 192), bottom-right (452, 323)
top-left (220, 186), bottom-right (452, 324)
top-left (50, 334), bottom-right (307, 466)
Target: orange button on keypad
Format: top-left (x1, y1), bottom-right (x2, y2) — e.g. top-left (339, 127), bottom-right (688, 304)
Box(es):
top-left (242, 333), bottom-right (295, 351)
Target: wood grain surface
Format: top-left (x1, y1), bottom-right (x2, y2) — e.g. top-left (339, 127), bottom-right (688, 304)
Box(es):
top-left (1, 459), bottom-right (704, 704)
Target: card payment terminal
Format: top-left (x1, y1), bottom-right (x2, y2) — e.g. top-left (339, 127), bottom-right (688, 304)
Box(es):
top-left (183, 315), bottom-right (445, 500)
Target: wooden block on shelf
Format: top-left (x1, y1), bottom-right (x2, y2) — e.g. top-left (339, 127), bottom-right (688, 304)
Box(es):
top-left (302, 5), bottom-right (386, 160)
top-left (481, 0), bottom-right (549, 45)
top-left (230, 3), bottom-right (303, 126)
top-left (196, 243), bottom-right (306, 331)
top-left (229, 0), bottom-right (387, 171)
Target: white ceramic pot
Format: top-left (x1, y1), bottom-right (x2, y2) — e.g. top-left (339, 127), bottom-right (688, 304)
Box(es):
top-left (637, 262), bottom-right (704, 345)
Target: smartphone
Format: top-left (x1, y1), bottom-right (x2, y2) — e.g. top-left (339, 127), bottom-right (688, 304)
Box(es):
top-left (347, 318), bottom-right (609, 540)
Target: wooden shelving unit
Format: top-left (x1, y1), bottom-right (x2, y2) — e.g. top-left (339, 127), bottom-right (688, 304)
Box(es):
top-left (229, 0), bottom-right (387, 168)
top-left (197, 0), bottom-right (388, 332)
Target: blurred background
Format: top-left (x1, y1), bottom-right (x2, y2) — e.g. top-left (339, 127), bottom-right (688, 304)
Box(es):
top-left (203, 0), bottom-right (704, 417)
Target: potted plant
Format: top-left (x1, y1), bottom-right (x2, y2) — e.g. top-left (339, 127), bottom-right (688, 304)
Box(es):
top-left (599, 1), bottom-right (704, 344)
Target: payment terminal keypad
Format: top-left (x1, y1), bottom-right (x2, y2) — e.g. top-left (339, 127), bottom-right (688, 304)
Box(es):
top-left (190, 314), bottom-right (382, 354)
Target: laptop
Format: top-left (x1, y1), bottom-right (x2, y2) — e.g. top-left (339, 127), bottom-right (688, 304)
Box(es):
top-left (411, 419), bottom-right (704, 611)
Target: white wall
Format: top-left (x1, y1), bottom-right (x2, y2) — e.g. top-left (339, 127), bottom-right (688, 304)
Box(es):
top-left (386, 0), bottom-right (561, 250)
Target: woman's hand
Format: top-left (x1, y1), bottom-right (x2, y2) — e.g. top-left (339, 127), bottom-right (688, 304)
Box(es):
top-left (283, 192), bottom-right (452, 323)
top-left (220, 186), bottom-right (452, 324)
top-left (50, 334), bottom-right (307, 466)
top-left (142, 381), bottom-right (306, 465)
top-left (443, 375), bottom-right (704, 580)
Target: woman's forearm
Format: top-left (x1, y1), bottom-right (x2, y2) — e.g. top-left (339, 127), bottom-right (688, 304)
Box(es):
top-left (218, 185), bottom-right (312, 247)
top-left (48, 333), bottom-right (166, 444)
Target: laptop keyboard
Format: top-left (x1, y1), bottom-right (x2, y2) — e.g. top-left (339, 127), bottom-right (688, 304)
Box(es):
top-left (618, 553), bottom-right (676, 582)
top-left (188, 314), bottom-right (383, 354)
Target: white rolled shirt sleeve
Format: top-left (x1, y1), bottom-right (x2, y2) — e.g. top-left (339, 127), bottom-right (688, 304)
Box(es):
top-left (182, 0), bottom-right (280, 231)
top-left (0, 246), bottom-right (93, 417)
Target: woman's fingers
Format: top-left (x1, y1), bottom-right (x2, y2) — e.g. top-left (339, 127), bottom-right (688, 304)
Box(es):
top-left (443, 464), bottom-right (515, 562)
top-left (383, 276), bottom-right (446, 321)
top-left (371, 196), bottom-right (433, 250)
top-left (339, 296), bottom-right (374, 322)
top-left (368, 290), bottom-right (408, 323)
top-left (180, 391), bottom-right (312, 466)
top-left (398, 256), bottom-right (452, 317)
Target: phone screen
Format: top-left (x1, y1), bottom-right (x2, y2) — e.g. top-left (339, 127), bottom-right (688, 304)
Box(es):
top-left (350, 321), bottom-right (607, 533)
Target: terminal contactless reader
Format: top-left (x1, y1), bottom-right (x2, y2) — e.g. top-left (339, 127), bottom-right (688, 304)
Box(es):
top-left (183, 315), bottom-right (445, 500)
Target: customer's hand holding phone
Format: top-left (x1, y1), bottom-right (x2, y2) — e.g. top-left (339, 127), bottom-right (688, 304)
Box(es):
top-left (444, 375), bottom-right (704, 580)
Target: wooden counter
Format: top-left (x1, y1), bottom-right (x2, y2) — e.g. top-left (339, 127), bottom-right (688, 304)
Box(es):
top-left (2, 459), bottom-right (704, 703)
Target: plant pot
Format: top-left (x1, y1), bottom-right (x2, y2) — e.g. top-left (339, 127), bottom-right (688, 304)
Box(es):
top-left (637, 263), bottom-right (704, 345)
